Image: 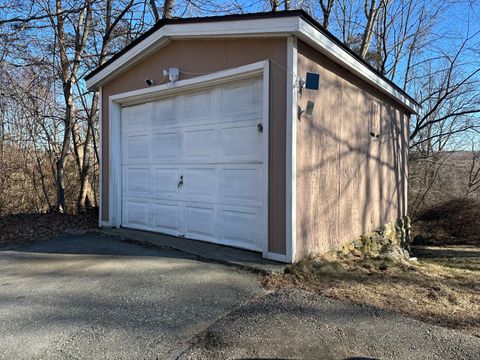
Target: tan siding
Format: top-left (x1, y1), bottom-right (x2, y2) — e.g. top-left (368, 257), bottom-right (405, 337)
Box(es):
top-left (295, 40), bottom-right (409, 259)
top-left (101, 38), bottom-right (287, 255)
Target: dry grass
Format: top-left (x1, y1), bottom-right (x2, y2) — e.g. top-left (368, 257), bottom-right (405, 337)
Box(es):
top-left (262, 246), bottom-right (480, 337)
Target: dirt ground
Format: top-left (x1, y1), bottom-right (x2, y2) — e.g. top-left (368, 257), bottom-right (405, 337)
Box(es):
top-left (262, 245), bottom-right (480, 338)
top-left (0, 210), bottom-right (98, 249)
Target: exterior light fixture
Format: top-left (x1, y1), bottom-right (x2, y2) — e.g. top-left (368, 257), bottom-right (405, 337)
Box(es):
top-left (163, 68), bottom-right (180, 82)
top-left (298, 100), bottom-right (315, 118)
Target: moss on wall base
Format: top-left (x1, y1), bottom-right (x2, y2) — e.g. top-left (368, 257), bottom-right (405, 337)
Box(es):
top-left (335, 216), bottom-right (411, 262)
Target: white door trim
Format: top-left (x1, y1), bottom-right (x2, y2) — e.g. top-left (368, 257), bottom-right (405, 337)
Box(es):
top-left (107, 60), bottom-right (272, 257)
top-left (285, 36), bottom-right (297, 264)
top-left (98, 86), bottom-right (110, 227)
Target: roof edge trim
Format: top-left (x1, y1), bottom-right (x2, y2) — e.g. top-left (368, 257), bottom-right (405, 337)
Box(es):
top-left (296, 19), bottom-right (420, 114)
top-left (85, 11), bottom-right (420, 114)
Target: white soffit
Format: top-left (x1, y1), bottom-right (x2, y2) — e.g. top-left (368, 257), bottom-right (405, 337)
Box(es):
top-left (86, 15), bottom-right (419, 114)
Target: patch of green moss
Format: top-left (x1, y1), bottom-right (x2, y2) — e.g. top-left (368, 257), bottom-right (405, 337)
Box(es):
top-left (330, 217), bottom-right (411, 262)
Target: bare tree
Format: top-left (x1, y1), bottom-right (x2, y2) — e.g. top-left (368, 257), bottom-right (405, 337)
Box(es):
top-left (467, 140), bottom-right (480, 196)
top-left (410, 36), bottom-right (480, 147)
top-left (270, 0), bottom-right (279, 11)
top-left (42, 0), bottom-right (92, 212)
top-left (163, 0), bottom-right (174, 18)
top-left (150, 0), bottom-right (161, 21)
top-left (319, 0), bottom-right (335, 29)
top-left (358, 0), bottom-right (385, 59)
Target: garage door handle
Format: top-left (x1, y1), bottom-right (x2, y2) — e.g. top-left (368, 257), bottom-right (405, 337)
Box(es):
top-left (178, 175), bottom-right (183, 188)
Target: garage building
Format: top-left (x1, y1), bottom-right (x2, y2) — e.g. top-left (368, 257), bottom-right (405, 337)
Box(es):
top-left (85, 10), bottom-right (420, 263)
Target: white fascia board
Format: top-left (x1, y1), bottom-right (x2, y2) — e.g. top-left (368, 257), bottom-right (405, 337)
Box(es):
top-left (296, 19), bottom-right (420, 115)
top-left (86, 37), bottom-right (171, 91)
top-left (162, 17), bottom-right (297, 37)
top-left (86, 17), bottom-right (299, 91)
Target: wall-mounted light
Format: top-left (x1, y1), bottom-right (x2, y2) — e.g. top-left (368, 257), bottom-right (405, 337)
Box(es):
top-left (298, 100), bottom-right (315, 118)
top-left (297, 78), bottom-right (306, 89)
top-left (163, 67), bottom-right (180, 82)
top-left (145, 78), bottom-right (154, 86)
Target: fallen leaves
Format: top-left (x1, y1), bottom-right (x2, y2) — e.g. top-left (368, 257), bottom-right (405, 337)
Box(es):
top-left (0, 209), bottom-right (98, 249)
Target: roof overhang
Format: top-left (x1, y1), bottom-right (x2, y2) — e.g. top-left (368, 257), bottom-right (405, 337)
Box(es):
top-left (86, 12), bottom-right (420, 115)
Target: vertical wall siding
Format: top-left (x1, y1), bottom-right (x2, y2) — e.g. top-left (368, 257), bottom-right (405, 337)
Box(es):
top-left (295, 40), bottom-right (409, 259)
top-left (101, 38), bottom-right (288, 255)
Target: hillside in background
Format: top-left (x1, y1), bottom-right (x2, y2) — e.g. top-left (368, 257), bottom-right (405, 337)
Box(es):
top-left (410, 150), bottom-right (480, 246)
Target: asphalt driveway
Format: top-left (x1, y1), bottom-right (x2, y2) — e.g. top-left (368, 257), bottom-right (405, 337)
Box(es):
top-left (180, 289), bottom-right (480, 360)
top-left (0, 233), bottom-right (262, 359)
top-left (1, 232), bottom-right (479, 360)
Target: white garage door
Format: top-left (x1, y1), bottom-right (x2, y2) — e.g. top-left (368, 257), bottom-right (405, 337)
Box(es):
top-left (121, 77), bottom-right (265, 252)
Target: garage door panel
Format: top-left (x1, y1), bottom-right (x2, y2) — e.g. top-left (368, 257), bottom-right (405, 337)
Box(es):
top-left (153, 167), bottom-right (180, 197)
top-left (154, 202), bottom-right (181, 232)
top-left (183, 90), bottom-right (213, 119)
top-left (124, 168), bottom-right (150, 194)
top-left (184, 167), bottom-right (216, 201)
top-left (221, 80), bottom-right (261, 118)
top-left (152, 132), bottom-right (182, 162)
top-left (220, 166), bottom-right (263, 207)
top-left (220, 124), bottom-right (262, 162)
top-left (152, 99), bottom-right (176, 128)
top-left (122, 103), bottom-right (153, 130)
top-left (221, 206), bottom-right (262, 250)
top-left (184, 129), bottom-right (215, 162)
top-left (185, 205), bottom-right (215, 239)
top-left (123, 135), bottom-right (150, 161)
top-left (124, 200), bottom-right (149, 227)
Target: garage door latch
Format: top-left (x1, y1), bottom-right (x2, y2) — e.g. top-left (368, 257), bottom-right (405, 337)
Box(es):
top-left (178, 175), bottom-right (184, 188)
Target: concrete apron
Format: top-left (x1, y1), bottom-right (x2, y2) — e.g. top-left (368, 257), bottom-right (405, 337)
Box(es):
top-left (95, 227), bottom-right (287, 275)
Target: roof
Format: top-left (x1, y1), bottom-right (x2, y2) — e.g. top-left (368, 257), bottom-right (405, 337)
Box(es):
top-left (85, 10), bottom-right (420, 114)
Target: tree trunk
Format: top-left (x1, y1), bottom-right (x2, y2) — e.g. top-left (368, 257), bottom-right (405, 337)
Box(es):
top-left (55, 93), bottom-right (74, 213)
top-left (162, 0), bottom-right (174, 19)
top-left (270, 0), bottom-right (279, 11)
top-left (56, 156), bottom-right (67, 213)
top-left (149, 0), bottom-right (160, 21)
top-left (359, 0), bottom-right (382, 59)
top-left (320, 0), bottom-right (335, 30)
top-left (75, 114), bottom-right (95, 211)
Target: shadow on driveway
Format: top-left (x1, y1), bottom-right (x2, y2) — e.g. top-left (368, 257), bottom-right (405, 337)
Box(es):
top-left (0, 233), bottom-right (262, 359)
